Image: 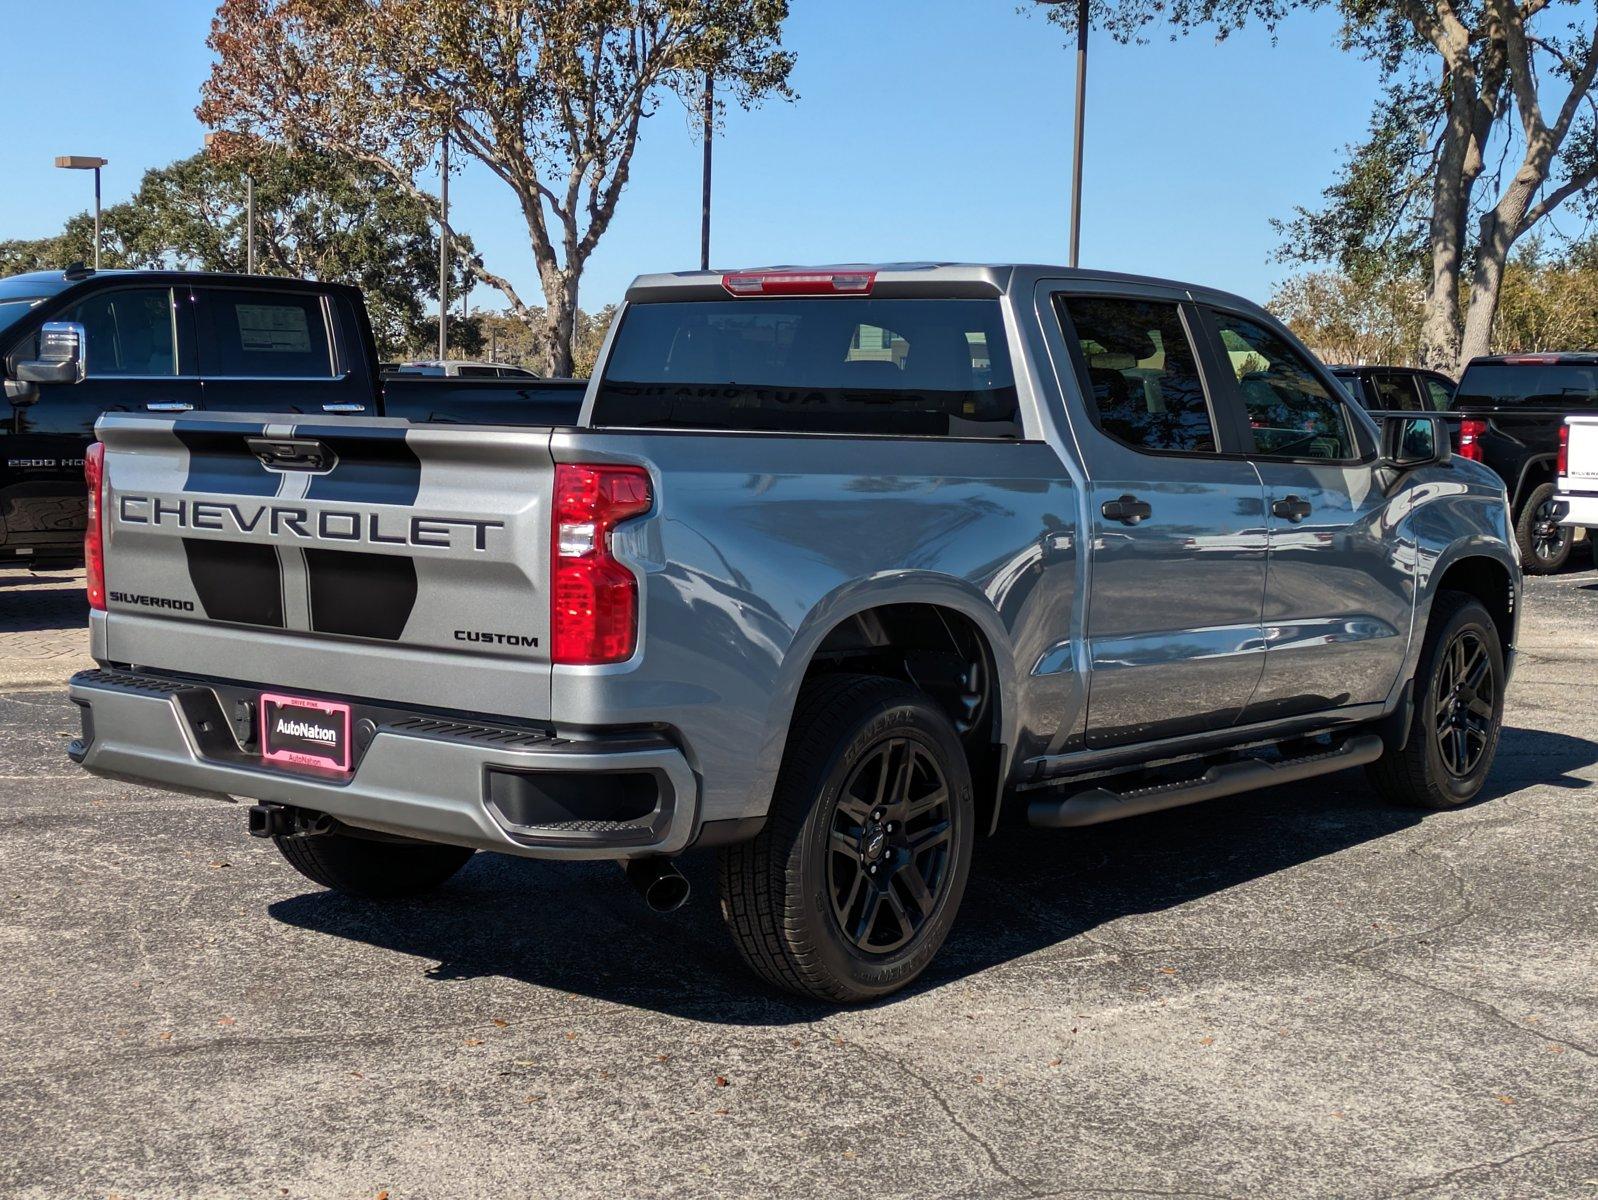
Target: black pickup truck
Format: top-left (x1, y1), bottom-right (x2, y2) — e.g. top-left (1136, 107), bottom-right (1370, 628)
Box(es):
top-left (1, 268), bottom-right (584, 564)
top-left (1452, 353), bottom-right (1597, 574)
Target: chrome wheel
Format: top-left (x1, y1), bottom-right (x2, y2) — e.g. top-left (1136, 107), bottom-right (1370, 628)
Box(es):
top-left (827, 737), bottom-right (952, 954)
top-left (1530, 497), bottom-right (1569, 565)
top-left (1432, 628), bottom-right (1496, 778)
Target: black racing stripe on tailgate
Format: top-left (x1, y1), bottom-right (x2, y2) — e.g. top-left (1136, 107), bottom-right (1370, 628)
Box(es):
top-left (173, 424), bottom-right (281, 497)
top-left (294, 424), bottom-right (422, 507)
top-left (182, 539), bottom-right (285, 627)
top-left (304, 548), bottom-right (418, 640)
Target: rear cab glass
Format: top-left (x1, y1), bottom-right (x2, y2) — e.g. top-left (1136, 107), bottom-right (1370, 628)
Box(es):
top-left (591, 298), bottom-right (1021, 438)
top-left (1455, 361), bottom-right (1598, 410)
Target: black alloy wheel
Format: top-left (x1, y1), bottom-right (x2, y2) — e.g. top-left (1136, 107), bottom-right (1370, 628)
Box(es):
top-left (826, 737), bottom-right (953, 954)
top-left (1366, 591), bottom-right (1505, 810)
top-left (718, 673), bottom-right (975, 1003)
top-left (1432, 627), bottom-right (1497, 778)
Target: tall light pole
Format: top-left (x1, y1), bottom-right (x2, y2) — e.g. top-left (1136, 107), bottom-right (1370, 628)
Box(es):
top-left (1038, 0), bottom-right (1089, 267)
top-left (438, 126), bottom-right (450, 360)
top-left (202, 133), bottom-right (255, 273)
top-left (246, 173), bottom-right (255, 274)
top-left (54, 156), bottom-right (109, 270)
top-left (700, 71), bottom-right (714, 271)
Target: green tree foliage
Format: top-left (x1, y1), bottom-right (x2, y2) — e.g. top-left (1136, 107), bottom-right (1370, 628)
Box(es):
top-left (1269, 265), bottom-right (1427, 365)
top-left (1, 149), bottom-right (471, 358)
top-left (200, 0), bottom-right (796, 376)
top-left (1034, 2), bottom-right (1598, 373)
top-left (1272, 236), bottom-right (1598, 366)
top-left (472, 303), bottom-right (617, 377)
top-left (1270, 4), bottom-right (1598, 371)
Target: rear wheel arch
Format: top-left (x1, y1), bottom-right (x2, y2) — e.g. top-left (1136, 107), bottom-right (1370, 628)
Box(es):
top-left (1512, 454), bottom-right (1557, 512)
top-left (784, 596), bottom-right (1013, 837)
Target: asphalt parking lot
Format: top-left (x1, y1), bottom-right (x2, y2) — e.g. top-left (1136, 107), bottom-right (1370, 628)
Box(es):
top-left (1, 563), bottom-right (1594, 1199)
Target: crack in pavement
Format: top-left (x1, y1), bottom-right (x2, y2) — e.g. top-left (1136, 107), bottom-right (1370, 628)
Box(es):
top-left (1381, 1132), bottom-right (1598, 1197)
top-left (838, 1035), bottom-right (1042, 1199)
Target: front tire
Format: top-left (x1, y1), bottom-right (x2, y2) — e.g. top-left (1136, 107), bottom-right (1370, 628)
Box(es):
top-left (1515, 482), bottom-right (1571, 574)
top-left (1367, 591), bottom-right (1505, 809)
top-left (273, 829), bottom-right (474, 898)
top-left (718, 674), bottom-right (975, 1004)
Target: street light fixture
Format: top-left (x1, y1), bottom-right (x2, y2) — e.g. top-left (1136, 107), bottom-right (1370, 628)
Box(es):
top-left (54, 156), bottom-right (109, 270)
top-left (1036, 1), bottom-right (1089, 268)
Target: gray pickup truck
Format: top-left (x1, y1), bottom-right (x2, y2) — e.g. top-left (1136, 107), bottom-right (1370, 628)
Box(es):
top-left (67, 264), bottom-right (1520, 1002)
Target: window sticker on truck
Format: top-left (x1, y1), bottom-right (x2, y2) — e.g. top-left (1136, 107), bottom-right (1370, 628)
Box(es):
top-left (237, 304), bottom-right (313, 354)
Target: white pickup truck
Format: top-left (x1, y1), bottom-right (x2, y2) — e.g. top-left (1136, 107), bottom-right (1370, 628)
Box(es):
top-left (1555, 415), bottom-right (1598, 529)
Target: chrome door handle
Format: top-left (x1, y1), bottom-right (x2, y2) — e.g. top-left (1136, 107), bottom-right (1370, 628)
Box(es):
top-left (145, 401), bottom-right (194, 412)
top-left (322, 402), bottom-right (366, 413)
top-left (1272, 495), bottom-right (1313, 523)
top-left (1101, 494), bottom-right (1153, 526)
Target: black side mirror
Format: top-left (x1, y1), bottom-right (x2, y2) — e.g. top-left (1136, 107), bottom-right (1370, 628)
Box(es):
top-left (1380, 413), bottom-right (1452, 469)
top-left (13, 321), bottom-right (87, 387)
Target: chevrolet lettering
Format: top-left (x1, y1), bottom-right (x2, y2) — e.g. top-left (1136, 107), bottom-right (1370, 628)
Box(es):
top-left (116, 496), bottom-right (505, 552)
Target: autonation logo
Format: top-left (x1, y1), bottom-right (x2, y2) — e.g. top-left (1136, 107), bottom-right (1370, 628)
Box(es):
top-left (275, 717), bottom-right (339, 745)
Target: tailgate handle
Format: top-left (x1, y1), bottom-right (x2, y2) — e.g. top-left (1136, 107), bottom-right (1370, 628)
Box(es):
top-left (246, 437), bottom-right (337, 473)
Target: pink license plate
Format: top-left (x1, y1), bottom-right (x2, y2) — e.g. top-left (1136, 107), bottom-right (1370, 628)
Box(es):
top-left (259, 693), bottom-right (352, 772)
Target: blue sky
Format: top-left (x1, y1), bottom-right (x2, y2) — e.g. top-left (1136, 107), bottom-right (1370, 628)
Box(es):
top-left (0, 1), bottom-right (1377, 313)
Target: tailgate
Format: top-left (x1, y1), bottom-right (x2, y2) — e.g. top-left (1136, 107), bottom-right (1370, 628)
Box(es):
top-left (1566, 419), bottom-right (1598, 491)
top-left (95, 412), bottom-right (554, 722)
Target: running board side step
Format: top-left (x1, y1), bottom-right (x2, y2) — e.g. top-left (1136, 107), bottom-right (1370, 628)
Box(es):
top-left (1026, 734), bottom-right (1386, 829)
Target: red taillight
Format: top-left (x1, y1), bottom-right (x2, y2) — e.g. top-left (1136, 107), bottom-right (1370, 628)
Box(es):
top-left (1558, 423), bottom-right (1570, 478)
top-left (84, 441), bottom-right (107, 611)
top-left (720, 270), bottom-right (877, 297)
top-left (1458, 417), bottom-right (1488, 462)
top-left (550, 463), bottom-right (652, 665)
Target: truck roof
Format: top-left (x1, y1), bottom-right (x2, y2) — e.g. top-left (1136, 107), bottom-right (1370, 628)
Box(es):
top-left (0, 267), bottom-right (363, 300)
top-left (624, 262), bottom-right (1276, 319)
top-left (1464, 351), bottom-right (1598, 367)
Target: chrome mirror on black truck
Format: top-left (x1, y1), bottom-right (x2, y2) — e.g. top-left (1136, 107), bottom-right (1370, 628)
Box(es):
top-left (13, 320), bottom-right (88, 388)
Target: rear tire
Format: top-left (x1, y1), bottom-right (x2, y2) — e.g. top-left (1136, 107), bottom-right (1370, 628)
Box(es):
top-left (1367, 592), bottom-right (1505, 810)
top-left (273, 830), bottom-right (474, 898)
top-left (718, 674), bottom-right (974, 1004)
top-left (1515, 482), bottom-right (1571, 574)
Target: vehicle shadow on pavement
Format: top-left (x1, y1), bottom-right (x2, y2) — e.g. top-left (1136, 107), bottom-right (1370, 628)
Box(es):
top-left (267, 722), bottom-right (1595, 1024)
top-left (0, 567), bottom-right (89, 633)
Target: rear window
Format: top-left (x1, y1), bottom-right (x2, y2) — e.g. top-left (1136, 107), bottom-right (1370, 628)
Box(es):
top-left (1455, 363), bottom-right (1598, 410)
top-left (593, 298), bottom-right (1021, 438)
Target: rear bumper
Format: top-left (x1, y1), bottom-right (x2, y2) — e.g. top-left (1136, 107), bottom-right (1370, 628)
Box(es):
top-left (67, 668), bottom-right (700, 861)
top-left (1553, 490), bottom-right (1598, 527)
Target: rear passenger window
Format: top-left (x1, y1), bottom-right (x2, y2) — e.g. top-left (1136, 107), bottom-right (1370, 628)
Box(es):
top-left (1373, 373), bottom-right (1419, 412)
top-left (1057, 296), bottom-right (1217, 454)
top-left (197, 289), bottom-right (333, 378)
top-left (1424, 378), bottom-right (1454, 411)
top-left (1211, 312), bottom-right (1356, 460)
